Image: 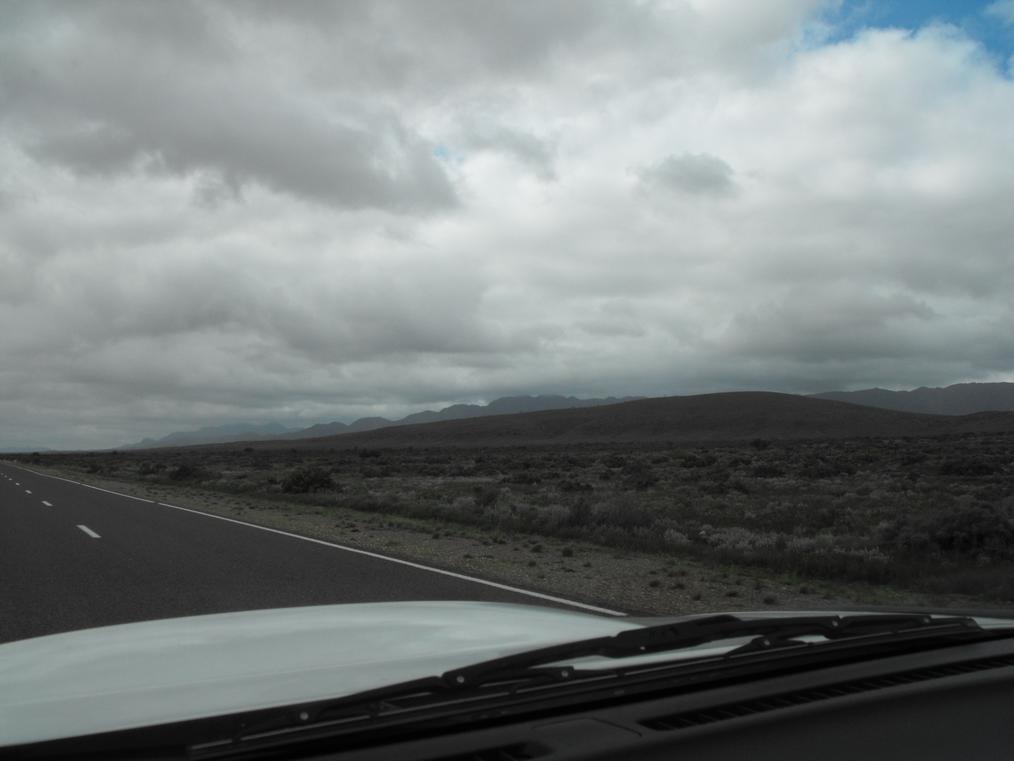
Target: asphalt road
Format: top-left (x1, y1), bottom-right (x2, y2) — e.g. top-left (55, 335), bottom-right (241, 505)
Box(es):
top-left (0, 463), bottom-right (620, 643)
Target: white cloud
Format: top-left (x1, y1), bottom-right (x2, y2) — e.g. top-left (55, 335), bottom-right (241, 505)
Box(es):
top-left (986, 0), bottom-right (1014, 26)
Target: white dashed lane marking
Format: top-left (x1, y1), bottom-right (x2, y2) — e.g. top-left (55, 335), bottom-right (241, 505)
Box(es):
top-left (77, 525), bottom-right (101, 539)
top-left (42, 501), bottom-right (53, 507)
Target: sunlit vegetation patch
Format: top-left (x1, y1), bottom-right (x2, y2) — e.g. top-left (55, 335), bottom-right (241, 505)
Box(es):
top-left (18, 432), bottom-right (1014, 602)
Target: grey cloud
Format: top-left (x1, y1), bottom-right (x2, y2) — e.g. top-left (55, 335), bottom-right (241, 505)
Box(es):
top-left (30, 126), bottom-right (142, 177)
top-left (226, 0), bottom-right (817, 95)
top-left (576, 300), bottom-right (646, 338)
top-left (20, 91), bottom-right (454, 211)
top-left (391, 1), bottom-right (608, 75)
top-left (638, 153), bottom-right (737, 196)
top-left (35, 0), bottom-right (233, 61)
top-left (2, 6), bottom-right (456, 212)
top-left (0, 230), bottom-right (518, 373)
top-left (461, 125), bottom-right (556, 179)
top-left (718, 287), bottom-right (956, 363)
top-left (232, 0), bottom-right (609, 83)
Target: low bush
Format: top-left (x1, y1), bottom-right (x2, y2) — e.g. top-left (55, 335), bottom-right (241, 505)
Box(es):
top-left (281, 466), bottom-right (334, 494)
top-left (882, 502), bottom-right (1014, 561)
top-left (939, 459), bottom-right (1000, 477)
top-left (168, 463), bottom-right (206, 481)
top-left (751, 464), bottom-right (785, 478)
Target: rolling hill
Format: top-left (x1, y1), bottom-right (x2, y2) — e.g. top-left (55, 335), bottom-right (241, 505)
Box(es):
top-left (124, 395), bottom-right (638, 449)
top-left (241, 392), bottom-right (1014, 450)
top-left (278, 395), bottom-right (639, 440)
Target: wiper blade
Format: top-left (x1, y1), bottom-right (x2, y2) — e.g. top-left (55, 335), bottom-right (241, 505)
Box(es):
top-left (442, 613), bottom-right (983, 689)
top-left (190, 613), bottom-right (986, 757)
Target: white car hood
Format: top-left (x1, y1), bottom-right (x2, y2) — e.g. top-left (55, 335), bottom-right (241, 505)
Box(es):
top-left (0, 601), bottom-right (640, 748)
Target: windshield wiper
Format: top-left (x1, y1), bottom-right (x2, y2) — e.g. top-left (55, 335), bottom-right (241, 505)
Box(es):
top-left (441, 613), bottom-right (985, 689)
top-left (188, 613), bottom-right (991, 758)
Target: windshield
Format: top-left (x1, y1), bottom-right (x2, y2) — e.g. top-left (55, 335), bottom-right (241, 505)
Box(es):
top-left (1, 0), bottom-right (1013, 676)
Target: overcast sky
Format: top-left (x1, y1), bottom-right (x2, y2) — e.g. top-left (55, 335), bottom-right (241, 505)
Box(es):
top-left (2, 0), bottom-right (1014, 449)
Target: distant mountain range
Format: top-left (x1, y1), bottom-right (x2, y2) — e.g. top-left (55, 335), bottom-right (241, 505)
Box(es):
top-left (123, 422), bottom-right (294, 450)
top-left (121, 395), bottom-right (639, 449)
top-left (117, 383), bottom-right (1014, 451)
top-left (811, 382), bottom-right (1014, 415)
top-left (240, 392), bottom-right (1014, 450)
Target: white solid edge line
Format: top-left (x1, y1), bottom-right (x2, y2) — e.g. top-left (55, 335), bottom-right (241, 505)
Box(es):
top-left (77, 524), bottom-right (101, 539)
top-left (80, 482), bottom-right (155, 503)
top-left (3, 464), bottom-right (153, 504)
top-left (156, 499), bottom-right (625, 617)
top-left (42, 501), bottom-right (53, 507)
top-left (8, 463), bottom-right (625, 617)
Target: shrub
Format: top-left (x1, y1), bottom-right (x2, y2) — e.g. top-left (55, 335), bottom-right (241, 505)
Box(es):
top-left (566, 499), bottom-right (592, 527)
top-left (473, 483), bottom-right (500, 507)
top-left (798, 460), bottom-right (854, 479)
top-left (883, 503), bottom-right (1014, 561)
top-left (939, 459), bottom-right (999, 477)
top-left (663, 528), bottom-right (692, 549)
top-left (560, 479), bottom-right (594, 493)
top-left (593, 497), bottom-right (657, 531)
top-left (281, 466), bottom-right (334, 494)
top-left (929, 504), bottom-right (1014, 559)
top-left (751, 464), bottom-right (785, 478)
top-left (168, 463), bottom-right (206, 481)
top-left (622, 460), bottom-right (658, 490)
top-left (682, 453), bottom-right (717, 468)
top-left (729, 479), bottom-right (751, 494)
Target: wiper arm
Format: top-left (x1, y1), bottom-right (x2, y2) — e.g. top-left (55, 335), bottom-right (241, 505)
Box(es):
top-left (442, 613), bottom-right (983, 689)
top-left (190, 613), bottom-right (986, 757)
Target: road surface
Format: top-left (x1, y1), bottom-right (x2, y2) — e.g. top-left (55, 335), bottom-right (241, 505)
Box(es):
top-left (0, 463), bottom-right (620, 643)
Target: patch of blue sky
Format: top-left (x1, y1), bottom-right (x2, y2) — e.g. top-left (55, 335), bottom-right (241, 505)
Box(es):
top-left (432, 143), bottom-right (466, 166)
top-left (820, 0), bottom-right (1014, 72)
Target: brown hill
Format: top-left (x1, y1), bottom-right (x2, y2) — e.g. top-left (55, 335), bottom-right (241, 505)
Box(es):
top-left (244, 392), bottom-right (1014, 450)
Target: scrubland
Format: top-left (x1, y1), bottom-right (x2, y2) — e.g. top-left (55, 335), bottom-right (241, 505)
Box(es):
top-left (16, 431), bottom-right (1014, 611)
